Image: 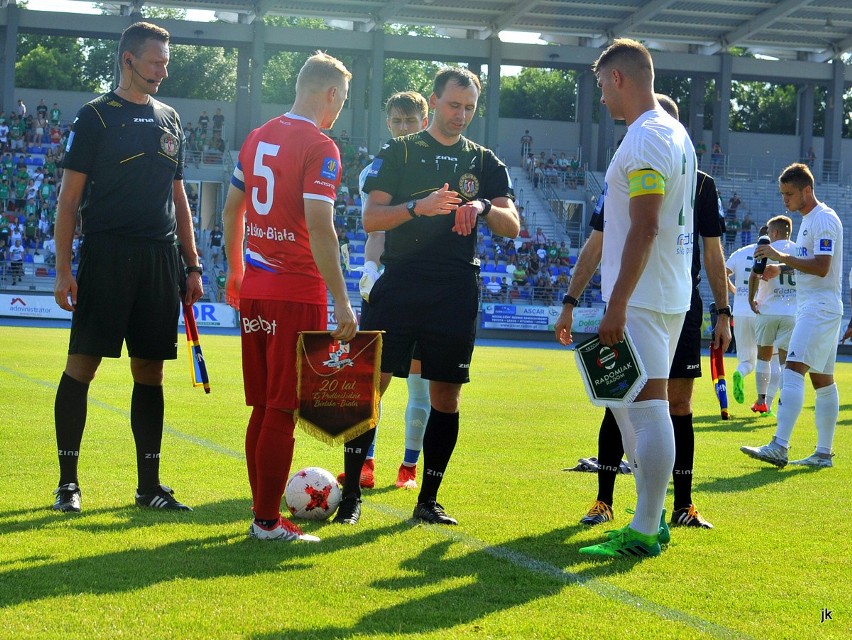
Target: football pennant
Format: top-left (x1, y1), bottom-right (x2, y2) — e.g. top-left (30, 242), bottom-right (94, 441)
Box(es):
top-left (573, 329), bottom-right (647, 407)
top-left (295, 331), bottom-right (383, 445)
top-left (182, 303), bottom-right (210, 394)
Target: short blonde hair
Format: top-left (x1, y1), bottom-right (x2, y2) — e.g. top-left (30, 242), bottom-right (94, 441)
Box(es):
top-left (766, 215), bottom-right (793, 238)
top-left (386, 91), bottom-right (428, 119)
top-left (296, 51), bottom-right (352, 94)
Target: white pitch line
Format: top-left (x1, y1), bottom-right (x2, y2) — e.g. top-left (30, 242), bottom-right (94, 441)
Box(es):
top-left (8, 365), bottom-right (750, 639)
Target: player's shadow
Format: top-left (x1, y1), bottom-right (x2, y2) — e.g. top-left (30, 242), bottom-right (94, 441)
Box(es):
top-left (694, 414), bottom-right (770, 433)
top-left (250, 522), bottom-right (657, 640)
top-left (693, 465), bottom-right (814, 494)
top-left (0, 500), bottom-right (410, 611)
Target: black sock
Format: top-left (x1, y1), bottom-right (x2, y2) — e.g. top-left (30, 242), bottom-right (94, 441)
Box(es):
top-left (417, 408), bottom-right (459, 504)
top-left (55, 372), bottom-right (89, 486)
top-left (342, 429), bottom-right (375, 498)
top-left (596, 408), bottom-right (624, 506)
top-left (671, 413), bottom-right (695, 510)
top-left (131, 382), bottom-right (164, 492)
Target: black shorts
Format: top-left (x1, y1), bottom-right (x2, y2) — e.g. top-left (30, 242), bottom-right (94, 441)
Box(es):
top-left (360, 268), bottom-right (479, 384)
top-left (70, 233), bottom-right (181, 360)
top-left (360, 293), bottom-right (424, 378)
top-left (669, 288), bottom-right (703, 379)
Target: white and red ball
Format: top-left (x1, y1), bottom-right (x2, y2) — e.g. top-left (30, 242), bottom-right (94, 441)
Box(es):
top-left (284, 467), bottom-right (341, 520)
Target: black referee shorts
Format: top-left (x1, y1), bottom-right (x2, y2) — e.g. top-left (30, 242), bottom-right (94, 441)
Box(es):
top-left (360, 268), bottom-right (480, 384)
top-left (669, 288), bottom-right (703, 379)
top-left (70, 233), bottom-right (181, 360)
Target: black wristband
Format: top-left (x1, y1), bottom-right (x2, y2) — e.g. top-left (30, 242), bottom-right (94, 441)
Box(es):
top-left (477, 198), bottom-right (492, 218)
top-left (562, 294), bottom-right (579, 306)
top-left (716, 306), bottom-right (732, 316)
top-left (186, 265), bottom-right (203, 276)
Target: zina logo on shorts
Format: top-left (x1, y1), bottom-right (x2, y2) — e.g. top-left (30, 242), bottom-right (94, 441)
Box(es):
top-left (242, 315), bottom-right (276, 335)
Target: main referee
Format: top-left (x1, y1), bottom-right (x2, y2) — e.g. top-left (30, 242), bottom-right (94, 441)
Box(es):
top-left (334, 67), bottom-right (520, 526)
top-left (51, 22), bottom-right (203, 513)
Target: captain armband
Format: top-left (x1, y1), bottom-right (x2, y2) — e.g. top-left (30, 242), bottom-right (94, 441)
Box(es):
top-left (628, 169), bottom-right (665, 198)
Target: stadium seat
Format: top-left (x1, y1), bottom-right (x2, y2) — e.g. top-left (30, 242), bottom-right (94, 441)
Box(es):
top-left (355, 231), bottom-right (367, 241)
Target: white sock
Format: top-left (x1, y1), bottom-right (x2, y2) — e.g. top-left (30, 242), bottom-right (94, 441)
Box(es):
top-left (775, 369), bottom-right (805, 448)
top-left (814, 384), bottom-right (839, 454)
top-left (737, 361), bottom-right (755, 378)
top-left (404, 374), bottom-right (430, 454)
top-left (614, 399), bottom-right (673, 536)
top-left (755, 359), bottom-right (770, 398)
top-left (766, 354), bottom-right (782, 408)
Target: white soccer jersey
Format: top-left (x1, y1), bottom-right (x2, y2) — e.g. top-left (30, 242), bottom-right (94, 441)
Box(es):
top-left (755, 239), bottom-right (797, 316)
top-left (600, 109), bottom-right (695, 314)
top-left (726, 243), bottom-right (757, 319)
top-left (795, 202), bottom-right (843, 315)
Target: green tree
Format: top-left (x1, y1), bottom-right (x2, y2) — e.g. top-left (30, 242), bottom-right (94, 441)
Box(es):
top-left (16, 42), bottom-right (96, 91)
top-left (499, 67), bottom-right (575, 121)
top-left (730, 81), bottom-right (797, 134)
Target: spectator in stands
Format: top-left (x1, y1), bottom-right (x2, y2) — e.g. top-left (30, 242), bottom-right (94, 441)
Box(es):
top-left (197, 110), bottom-right (210, 134)
top-left (807, 146), bottom-right (816, 169)
top-left (212, 108), bottom-right (224, 137)
top-left (727, 191), bottom-right (741, 215)
top-left (209, 224), bottom-right (223, 266)
top-left (9, 237), bottom-right (23, 284)
top-left (16, 99), bottom-right (26, 119)
top-left (534, 226), bottom-right (547, 247)
top-left (0, 238), bottom-right (6, 281)
top-left (556, 270), bottom-right (570, 296)
top-left (512, 259), bottom-right (527, 285)
top-left (695, 140), bottom-right (706, 168)
top-left (32, 113), bottom-right (47, 145)
top-left (49, 124), bottom-right (62, 153)
top-left (9, 116), bottom-right (24, 152)
top-left (740, 211), bottom-right (755, 245)
top-left (24, 211), bottom-right (38, 249)
top-left (0, 118), bottom-right (8, 152)
top-left (485, 276), bottom-right (502, 301)
top-left (43, 233), bottom-right (56, 265)
top-left (724, 212), bottom-right (740, 253)
top-left (208, 132), bottom-right (225, 160)
top-left (711, 142), bottom-right (723, 174)
top-left (0, 177), bottom-right (9, 210)
top-left (0, 215), bottom-right (9, 246)
top-left (49, 103), bottom-right (61, 127)
top-left (36, 99), bottom-right (48, 121)
top-left (558, 240), bottom-right (571, 266)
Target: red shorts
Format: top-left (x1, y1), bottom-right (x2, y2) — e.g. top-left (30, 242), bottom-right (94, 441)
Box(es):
top-left (239, 299), bottom-right (326, 410)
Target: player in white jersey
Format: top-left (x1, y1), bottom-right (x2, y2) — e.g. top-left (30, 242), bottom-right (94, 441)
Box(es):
top-left (341, 91), bottom-right (431, 490)
top-left (748, 215), bottom-right (797, 413)
top-left (578, 39), bottom-right (695, 558)
top-left (843, 267), bottom-right (852, 343)
top-left (742, 163), bottom-right (843, 468)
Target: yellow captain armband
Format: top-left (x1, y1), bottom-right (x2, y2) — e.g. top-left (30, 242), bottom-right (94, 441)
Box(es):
top-left (628, 169), bottom-right (665, 197)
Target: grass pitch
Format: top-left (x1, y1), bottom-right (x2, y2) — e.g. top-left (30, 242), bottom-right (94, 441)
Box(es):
top-left (0, 325), bottom-right (849, 639)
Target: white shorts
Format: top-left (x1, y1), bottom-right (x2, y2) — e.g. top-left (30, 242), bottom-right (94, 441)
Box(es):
top-left (786, 307), bottom-right (841, 374)
top-left (754, 314), bottom-right (795, 352)
top-left (626, 305), bottom-right (686, 379)
top-left (733, 315), bottom-right (757, 367)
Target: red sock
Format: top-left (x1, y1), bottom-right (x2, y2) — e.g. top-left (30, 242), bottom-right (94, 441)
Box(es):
top-left (244, 406), bottom-right (265, 508)
top-left (253, 408), bottom-right (295, 521)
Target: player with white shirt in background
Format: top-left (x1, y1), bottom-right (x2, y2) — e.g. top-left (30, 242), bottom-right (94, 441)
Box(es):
top-left (741, 163), bottom-right (843, 469)
top-left (747, 215), bottom-right (797, 414)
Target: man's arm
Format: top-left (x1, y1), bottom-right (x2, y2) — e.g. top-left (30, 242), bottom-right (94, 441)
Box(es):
top-left (597, 194), bottom-right (662, 346)
top-left (221, 182), bottom-right (246, 309)
top-left (701, 235), bottom-right (732, 350)
top-left (754, 242), bottom-right (832, 277)
top-left (554, 229), bottom-right (602, 346)
top-left (173, 179), bottom-right (203, 305)
top-left (452, 196), bottom-right (519, 238)
top-left (52, 168), bottom-right (87, 311)
top-left (304, 199), bottom-right (357, 342)
top-left (362, 184), bottom-right (461, 233)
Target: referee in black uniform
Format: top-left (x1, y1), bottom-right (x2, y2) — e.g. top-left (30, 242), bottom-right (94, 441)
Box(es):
top-left (334, 67), bottom-right (520, 526)
top-left (51, 22), bottom-right (203, 513)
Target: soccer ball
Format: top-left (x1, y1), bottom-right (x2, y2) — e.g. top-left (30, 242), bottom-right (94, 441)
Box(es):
top-left (284, 467), bottom-right (342, 520)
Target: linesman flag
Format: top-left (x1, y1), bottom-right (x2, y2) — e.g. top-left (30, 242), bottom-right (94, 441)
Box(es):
top-left (708, 303), bottom-right (728, 419)
top-left (182, 302), bottom-right (210, 393)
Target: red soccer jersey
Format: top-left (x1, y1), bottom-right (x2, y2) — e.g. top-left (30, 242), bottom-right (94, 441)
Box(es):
top-left (233, 113), bottom-right (342, 304)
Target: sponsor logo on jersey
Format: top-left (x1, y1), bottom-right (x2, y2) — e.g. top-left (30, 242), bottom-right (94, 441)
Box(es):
top-left (366, 158), bottom-right (383, 178)
top-left (796, 246), bottom-right (809, 257)
top-left (818, 238), bottom-right (832, 252)
top-left (242, 314), bottom-right (277, 335)
top-left (320, 157), bottom-right (339, 180)
top-left (106, 100), bottom-right (123, 108)
top-left (458, 173), bottom-right (479, 198)
top-left (134, 117), bottom-right (155, 123)
top-left (315, 179), bottom-right (336, 190)
top-left (160, 131), bottom-right (179, 157)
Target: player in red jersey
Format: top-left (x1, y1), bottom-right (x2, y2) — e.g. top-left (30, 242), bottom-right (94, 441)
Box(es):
top-left (222, 51), bottom-right (357, 542)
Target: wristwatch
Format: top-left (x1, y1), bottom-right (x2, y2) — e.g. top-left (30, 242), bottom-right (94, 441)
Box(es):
top-left (715, 306), bottom-right (732, 316)
top-left (186, 265), bottom-right (203, 276)
top-left (562, 294), bottom-right (579, 306)
top-left (477, 198), bottom-right (492, 218)
top-left (406, 200), bottom-right (418, 218)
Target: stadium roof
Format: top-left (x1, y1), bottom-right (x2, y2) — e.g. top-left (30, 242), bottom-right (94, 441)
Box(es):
top-left (87, 0), bottom-right (852, 63)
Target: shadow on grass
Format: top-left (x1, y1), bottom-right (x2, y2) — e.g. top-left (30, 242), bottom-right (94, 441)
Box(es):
top-left (0, 498), bottom-right (411, 610)
top-left (694, 413), bottom-right (772, 433)
top-left (251, 522), bottom-right (656, 640)
top-left (693, 465), bottom-right (817, 493)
